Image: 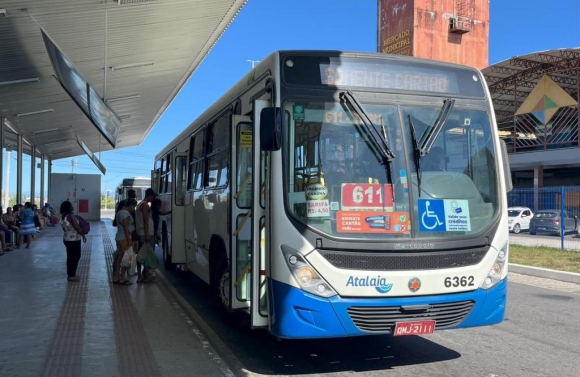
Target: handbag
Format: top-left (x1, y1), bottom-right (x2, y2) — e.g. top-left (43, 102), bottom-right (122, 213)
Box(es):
top-left (120, 246), bottom-right (135, 268)
top-left (137, 242), bottom-right (148, 264)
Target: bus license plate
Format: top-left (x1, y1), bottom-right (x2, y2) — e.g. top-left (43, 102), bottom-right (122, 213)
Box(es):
top-left (394, 320), bottom-right (436, 336)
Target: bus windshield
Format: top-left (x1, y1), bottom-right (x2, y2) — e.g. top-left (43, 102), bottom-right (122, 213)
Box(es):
top-left (284, 100), bottom-right (498, 240)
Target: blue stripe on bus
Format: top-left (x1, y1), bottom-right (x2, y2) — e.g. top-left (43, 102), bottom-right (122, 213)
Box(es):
top-left (268, 278), bottom-right (506, 339)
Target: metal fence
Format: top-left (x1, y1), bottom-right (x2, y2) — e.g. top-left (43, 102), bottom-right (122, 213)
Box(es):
top-left (507, 186), bottom-right (580, 251)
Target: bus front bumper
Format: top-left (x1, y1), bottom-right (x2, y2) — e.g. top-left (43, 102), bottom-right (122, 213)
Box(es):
top-left (268, 278), bottom-right (506, 339)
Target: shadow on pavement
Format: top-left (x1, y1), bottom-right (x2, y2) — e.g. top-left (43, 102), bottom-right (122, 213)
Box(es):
top-left (158, 253), bottom-right (461, 376)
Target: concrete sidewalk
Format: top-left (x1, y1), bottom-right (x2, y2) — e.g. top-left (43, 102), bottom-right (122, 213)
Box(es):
top-left (0, 221), bottom-right (233, 377)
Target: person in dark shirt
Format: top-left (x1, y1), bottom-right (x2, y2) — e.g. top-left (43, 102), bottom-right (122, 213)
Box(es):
top-left (151, 198), bottom-right (171, 246)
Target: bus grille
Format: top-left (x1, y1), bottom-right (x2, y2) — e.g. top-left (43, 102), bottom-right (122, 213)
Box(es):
top-left (347, 300), bottom-right (475, 333)
top-left (319, 248), bottom-right (488, 271)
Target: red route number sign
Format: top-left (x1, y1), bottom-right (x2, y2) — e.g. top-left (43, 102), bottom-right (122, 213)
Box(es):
top-left (341, 183), bottom-right (393, 210)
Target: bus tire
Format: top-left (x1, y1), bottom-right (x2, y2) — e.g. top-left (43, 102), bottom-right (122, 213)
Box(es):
top-left (217, 263), bottom-right (247, 328)
top-left (162, 230), bottom-right (175, 271)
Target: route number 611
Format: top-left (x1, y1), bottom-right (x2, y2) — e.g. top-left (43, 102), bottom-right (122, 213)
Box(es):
top-left (341, 184), bottom-right (394, 208)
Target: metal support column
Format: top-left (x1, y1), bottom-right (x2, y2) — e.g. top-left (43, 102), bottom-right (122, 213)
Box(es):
top-left (30, 147), bottom-right (36, 205)
top-left (533, 166), bottom-right (543, 213)
top-left (40, 155), bottom-right (45, 207)
top-left (48, 160), bottom-right (52, 204)
top-left (0, 117), bottom-right (4, 208)
top-left (16, 134), bottom-right (23, 204)
top-left (577, 69), bottom-right (579, 147)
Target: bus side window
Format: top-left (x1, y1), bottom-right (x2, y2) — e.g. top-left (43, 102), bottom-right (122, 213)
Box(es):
top-left (175, 156), bottom-right (187, 206)
top-left (188, 129), bottom-right (206, 191)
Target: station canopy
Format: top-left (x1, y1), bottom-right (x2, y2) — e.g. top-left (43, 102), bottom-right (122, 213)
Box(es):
top-left (0, 0), bottom-right (247, 164)
top-left (482, 48), bottom-right (580, 133)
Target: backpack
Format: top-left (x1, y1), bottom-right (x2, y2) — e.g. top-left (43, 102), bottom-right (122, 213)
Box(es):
top-left (68, 214), bottom-right (90, 235)
top-left (76, 215), bottom-right (90, 235)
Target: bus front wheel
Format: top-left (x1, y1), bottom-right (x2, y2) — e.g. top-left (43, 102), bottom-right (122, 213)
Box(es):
top-left (217, 264), bottom-right (247, 328)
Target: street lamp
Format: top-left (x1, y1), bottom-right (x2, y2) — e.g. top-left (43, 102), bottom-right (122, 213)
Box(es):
top-left (247, 59), bottom-right (260, 68)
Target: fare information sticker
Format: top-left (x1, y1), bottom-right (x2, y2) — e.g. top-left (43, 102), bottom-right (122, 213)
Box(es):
top-left (336, 211), bottom-right (410, 234)
top-left (307, 200), bottom-right (330, 218)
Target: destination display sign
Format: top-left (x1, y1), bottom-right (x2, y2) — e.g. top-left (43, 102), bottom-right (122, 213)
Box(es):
top-left (282, 55), bottom-right (485, 98)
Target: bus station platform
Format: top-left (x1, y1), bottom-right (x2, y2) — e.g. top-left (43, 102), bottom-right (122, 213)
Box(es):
top-left (0, 220), bottom-right (233, 377)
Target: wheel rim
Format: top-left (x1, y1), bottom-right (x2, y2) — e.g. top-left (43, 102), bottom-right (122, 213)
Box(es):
top-left (219, 269), bottom-right (230, 309)
top-left (513, 224), bottom-right (520, 233)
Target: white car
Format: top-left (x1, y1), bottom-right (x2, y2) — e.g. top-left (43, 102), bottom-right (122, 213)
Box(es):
top-left (508, 207), bottom-right (534, 234)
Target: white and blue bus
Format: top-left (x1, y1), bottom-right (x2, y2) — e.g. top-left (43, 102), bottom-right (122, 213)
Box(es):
top-left (115, 177), bottom-right (151, 203)
top-left (153, 51), bottom-right (512, 339)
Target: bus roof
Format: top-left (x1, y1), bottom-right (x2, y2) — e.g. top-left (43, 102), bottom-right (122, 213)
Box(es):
top-left (154, 50), bottom-right (483, 160)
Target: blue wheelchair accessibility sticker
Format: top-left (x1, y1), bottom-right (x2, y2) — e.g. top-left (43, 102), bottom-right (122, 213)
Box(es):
top-left (418, 199), bottom-right (446, 232)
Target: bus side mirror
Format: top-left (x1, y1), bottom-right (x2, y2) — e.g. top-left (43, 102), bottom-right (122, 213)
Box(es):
top-left (260, 107), bottom-right (281, 151)
top-left (499, 139), bottom-right (512, 192)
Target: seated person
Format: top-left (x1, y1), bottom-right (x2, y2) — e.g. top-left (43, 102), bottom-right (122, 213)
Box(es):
top-left (0, 208), bottom-right (14, 245)
top-left (42, 203), bottom-right (57, 226)
top-left (3, 207), bottom-right (20, 233)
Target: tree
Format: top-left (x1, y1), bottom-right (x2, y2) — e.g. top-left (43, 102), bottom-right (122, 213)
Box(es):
top-left (101, 195), bottom-right (115, 209)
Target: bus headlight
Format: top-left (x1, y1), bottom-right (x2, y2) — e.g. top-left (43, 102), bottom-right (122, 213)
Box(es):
top-left (480, 242), bottom-right (508, 290)
top-left (281, 245), bottom-right (337, 298)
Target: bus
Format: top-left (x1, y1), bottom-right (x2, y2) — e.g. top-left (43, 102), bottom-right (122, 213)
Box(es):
top-left (115, 177), bottom-right (151, 202)
top-left (153, 51), bottom-right (513, 339)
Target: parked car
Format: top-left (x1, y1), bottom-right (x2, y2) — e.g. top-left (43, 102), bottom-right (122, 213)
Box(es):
top-left (529, 209), bottom-right (578, 236)
top-left (508, 207), bottom-right (533, 234)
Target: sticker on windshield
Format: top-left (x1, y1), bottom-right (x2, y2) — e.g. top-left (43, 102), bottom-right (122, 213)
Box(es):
top-left (293, 104), bottom-right (305, 121)
top-left (307, 200), bottom-right (330, 217)
top-left (341, 183), bottom-right (393, 211)
top-left (336, 211), bottom-right (410, 234)
top-left (418, 199), bottom-right (471, 232)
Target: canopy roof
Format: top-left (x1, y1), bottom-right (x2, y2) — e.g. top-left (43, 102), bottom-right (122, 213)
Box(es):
top-left (0, 0), bottom-right (247, 163)
top-left (482, 48), bottom-right (580, 128)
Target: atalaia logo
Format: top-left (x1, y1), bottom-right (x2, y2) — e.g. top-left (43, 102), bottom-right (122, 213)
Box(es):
top-left (346, 276), bottom-right (393, 294)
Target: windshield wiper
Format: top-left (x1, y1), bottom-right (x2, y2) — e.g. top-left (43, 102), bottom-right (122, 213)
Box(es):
top-left (418, 98), bottom-right (455, 155)
top-left (407, 114), bottom-right (422, 196)
top-left (407, 98), bottom-right (455, 197)
top-left (339, 90), bottom-right (396, 192)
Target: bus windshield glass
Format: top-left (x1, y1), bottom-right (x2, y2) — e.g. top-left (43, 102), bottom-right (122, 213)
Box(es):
top-left (284, 101), bottom-right (498, 240)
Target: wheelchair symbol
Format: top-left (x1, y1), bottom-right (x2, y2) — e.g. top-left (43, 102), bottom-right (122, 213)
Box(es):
top-left (421, 200), bottom-right (444, 230)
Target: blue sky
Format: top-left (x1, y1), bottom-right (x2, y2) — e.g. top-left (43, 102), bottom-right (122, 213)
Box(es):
top-left (5, 0), bottom-right (580, 197)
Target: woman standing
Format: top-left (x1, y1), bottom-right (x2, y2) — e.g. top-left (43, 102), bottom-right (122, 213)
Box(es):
top-left (113, 199), bottom-right (137, 285)
top-left (17, 202), bottom-right (36, 249)
top-left (60, 201), bottom-right (87, 282)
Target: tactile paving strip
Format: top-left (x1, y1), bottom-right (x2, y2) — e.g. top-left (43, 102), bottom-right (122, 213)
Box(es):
top-left (39, 236), bottom-right (92, 377)
top-left (101, 223), bottom-right (162, 377)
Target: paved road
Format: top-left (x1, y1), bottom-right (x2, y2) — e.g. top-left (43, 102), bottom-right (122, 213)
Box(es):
top-left (155, 251), bottom-right (580, 377)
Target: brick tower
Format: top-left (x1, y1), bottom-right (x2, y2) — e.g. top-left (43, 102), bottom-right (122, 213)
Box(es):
top-left (378, 0), bottom-right (489, 69)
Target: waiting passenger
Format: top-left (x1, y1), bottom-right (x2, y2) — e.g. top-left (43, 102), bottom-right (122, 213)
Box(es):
top-left (59, 200), bottom-right (87, 282)
top-left (17, 202), bottom-right (36, 249)
top-left (113, 199), bottom-right (138, 285)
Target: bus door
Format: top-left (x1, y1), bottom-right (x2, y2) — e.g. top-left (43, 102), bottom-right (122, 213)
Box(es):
top-left (171, 153), bottom-right (188, 265)
top-left (251, 99), bottom-right (269, 328)
top-left (230, 104), bottom-right (269, 329)
top-left (231, 115), bottom-right (253, 311)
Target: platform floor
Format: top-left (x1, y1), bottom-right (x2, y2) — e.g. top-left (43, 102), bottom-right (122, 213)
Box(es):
top-left (0, 220), bottom-right (233, 377)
